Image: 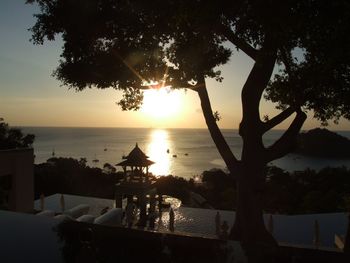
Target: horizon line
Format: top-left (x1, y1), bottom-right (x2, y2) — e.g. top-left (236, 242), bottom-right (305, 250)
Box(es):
top-left (16, 125), bottom-right (350, 132)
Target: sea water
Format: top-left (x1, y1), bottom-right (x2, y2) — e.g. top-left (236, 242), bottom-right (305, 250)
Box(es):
top-left (22, 127), bottom-right (350, 179)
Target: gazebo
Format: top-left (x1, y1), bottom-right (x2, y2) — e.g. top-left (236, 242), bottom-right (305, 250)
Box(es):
top-left (115, 143), bottom-right (157, 226)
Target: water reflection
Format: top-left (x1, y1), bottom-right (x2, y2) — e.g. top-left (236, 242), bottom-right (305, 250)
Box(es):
top-left (147, 129), bottom-right (171, 176)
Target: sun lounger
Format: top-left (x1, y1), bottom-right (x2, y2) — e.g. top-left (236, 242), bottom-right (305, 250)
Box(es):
top-left (77, 214), bottom-right (96, 223)
top-left (54, 214), bottom-right (75, 222)
top-left (94, 208), bottom-right (122, 226)
top-left (63, 204), bottom-right (90, 218)
top-left (36, 210), bottom-right (56, 217)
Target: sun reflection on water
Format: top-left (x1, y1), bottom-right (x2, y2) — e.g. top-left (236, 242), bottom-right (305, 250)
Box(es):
top-left (147, 129), bottom-right (171, 176)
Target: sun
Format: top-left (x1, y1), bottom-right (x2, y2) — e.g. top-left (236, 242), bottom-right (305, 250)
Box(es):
top-left (141, 87), bottom-right (183, 118)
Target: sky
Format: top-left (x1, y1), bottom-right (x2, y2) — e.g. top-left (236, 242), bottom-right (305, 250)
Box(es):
top-left (1, 1), bottom-right (349, 130)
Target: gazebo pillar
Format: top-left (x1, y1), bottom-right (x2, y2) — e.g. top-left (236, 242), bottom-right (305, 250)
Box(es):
top-left (158, 194), bottom-right (163, 213)
top-left (115, 194), bottom-right (123, 208)
top-left (139, 194), bottom-right (147, 226)
top-left (127, 195), bottom-right (133, 206)
top-left (150, 193), bottom-right (156, 213)
top-left (123, 166), bottom-right (127, 181)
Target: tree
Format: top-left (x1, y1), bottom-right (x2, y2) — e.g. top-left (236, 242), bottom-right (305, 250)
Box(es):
top-left (0, 118), bottom-right (35, 149)
top-left (103, 162), bottom-right (116, 174)
top-left (27, 0), bottom-right (350, 246)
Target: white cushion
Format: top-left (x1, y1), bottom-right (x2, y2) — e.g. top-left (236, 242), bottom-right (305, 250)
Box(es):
top-left (64, 204), bottom-right (90, 218)
top-left (36, 210), bottom-right (56, 217)
top-left (77, 215), bottom-right (96, 223)
top-left (54, 214), bottom-right (75, 222)
top-left (94, 208), bottom-right (123, 226)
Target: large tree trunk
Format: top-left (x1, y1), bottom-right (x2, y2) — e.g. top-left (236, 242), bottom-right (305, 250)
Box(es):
top-left (229, 121), bottom-right (277, 246)
top-left (229, 162), bottom-right (277, 246)
top-left (194, 36), bottom-right (306, 252)
top-left (227, 36), bottom-right (278, 246)
top-left (195, 79), bottom-right (276, 246)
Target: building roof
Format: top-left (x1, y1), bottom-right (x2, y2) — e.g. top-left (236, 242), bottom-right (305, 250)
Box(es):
top-left (116, 143), bottom-right (154, 167)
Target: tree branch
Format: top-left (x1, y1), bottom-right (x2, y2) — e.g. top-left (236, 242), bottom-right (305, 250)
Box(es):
top-left (218, 24), bottom-right (258, 61)
top-left (240, 36), bottom-right (277, 137)
top-left (279, 48), bottom-right (294, 76)
top-left (193, 77), bottom-right (239, 173)
top-left (265, 110), bottom-right (307, 163)
top-left (262, 106), bottom-right (296, 133)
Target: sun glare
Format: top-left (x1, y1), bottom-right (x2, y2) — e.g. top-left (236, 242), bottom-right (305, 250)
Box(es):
top-left (147, 129), bottom-right (171, 176)
top-left (141, 87), bottom-right (183, 119)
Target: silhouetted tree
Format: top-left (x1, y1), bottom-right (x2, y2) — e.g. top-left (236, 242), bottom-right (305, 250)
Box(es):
top-left (34, 157), bottom-right (117, 198)
top-left (27, 0), bottom-right (350, 245)
top-left (103, 162), bottom-right (116, 174)
top-left (0, 118), bottom-right (34, 149)
top-left (263, 166), bottom-right (350, 214)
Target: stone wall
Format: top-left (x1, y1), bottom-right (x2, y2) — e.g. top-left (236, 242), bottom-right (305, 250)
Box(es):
top-left (0, 148), bottom-right (34, 212)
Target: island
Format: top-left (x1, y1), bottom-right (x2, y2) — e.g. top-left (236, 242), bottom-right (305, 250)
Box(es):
top-left (295, 128), bottom-right (350, 158)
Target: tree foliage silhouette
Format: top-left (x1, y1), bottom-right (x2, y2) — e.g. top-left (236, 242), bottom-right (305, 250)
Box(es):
top-left (0, 118), bottom-right (35, 150)
top-left (27, 0), bottom-right (350, 245)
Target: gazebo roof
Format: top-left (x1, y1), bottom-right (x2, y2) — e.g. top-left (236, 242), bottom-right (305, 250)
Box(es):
top-left (127, 143), bottom-right (149, 159)
top-left (116, 143), bottom-right (155, 167)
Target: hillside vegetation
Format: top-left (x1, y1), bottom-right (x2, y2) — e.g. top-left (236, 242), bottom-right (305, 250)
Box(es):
top-left (295, 128), bottom-right (350, 158)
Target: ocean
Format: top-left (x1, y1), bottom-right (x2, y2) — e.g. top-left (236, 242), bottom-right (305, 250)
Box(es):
top-left (22, 127), bottom-right (350, 179)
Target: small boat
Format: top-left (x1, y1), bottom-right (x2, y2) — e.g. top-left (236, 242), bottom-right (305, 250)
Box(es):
top-left (172, 154), bottom-right (177, 158)
top-left (93, 154), bottom-right (99, 163)
top-left (104, 148), bottom-right (107, 151)
top-left (184, 153), bottom-right (189, 156)
top-left (167, 149), bottom-right (170, 154)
